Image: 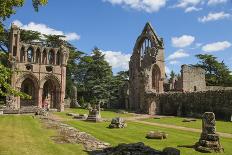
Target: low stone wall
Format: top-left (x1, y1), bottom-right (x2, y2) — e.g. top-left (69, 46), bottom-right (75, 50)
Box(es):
top-left (145, 90), bottom-right (232, 121)
top-left (206, 86), bottom-right (232, 91)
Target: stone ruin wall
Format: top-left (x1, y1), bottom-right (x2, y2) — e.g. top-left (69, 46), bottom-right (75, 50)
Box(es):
top-left (145, 90), bottom-right (232, 121)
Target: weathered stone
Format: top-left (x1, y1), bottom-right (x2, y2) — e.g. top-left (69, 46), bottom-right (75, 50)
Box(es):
top-left (109, 117), bottom-right (127, 128)
top-left (6, 24), bottom-right (69, 112)
top-left (66, 113), bottom-right (79, 117)
top-left (97, 142), bottom-right (162, 155)
top-left (73, 114), bottom-right (88, 120)
top-left (129, 22), bottom-right (165, 113)
top-left (146, 131), bottom-right (168, 139)
top-left (41, 117), bottom-right (110, 151)
top-left (162, 147), bottom-right (180, 155)
top-left (0, 109), bottom-right (3, 115)
top-left (35, 108), bottom-right (48, 116)
top-left (195, 112), bottom-right (224, 153)
top-left (86, 104), bottom-right (102, 122)
top-left (182, 118), bottom-right (197, 122)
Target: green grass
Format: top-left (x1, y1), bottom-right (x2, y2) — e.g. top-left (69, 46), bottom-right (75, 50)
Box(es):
top-left (61, 119), bottom-right (232, 155)
top-left (0, 115), bottom-right (87, 155)
top-left (55, 108), bottom-right (134, 119)
top-left (142, 117), bottom-right (232, 134)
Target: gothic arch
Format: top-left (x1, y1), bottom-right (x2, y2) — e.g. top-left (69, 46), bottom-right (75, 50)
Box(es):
top-left (20, 46), bottom-right (26, 62)
top-left (152, 64), bottom-right (161, 92)
top-left (40, 75), bottom-right (61, 109)
top-left (48, 49), bottom-right (55, 65)
top-left (16, 73), bottom-right (39, 107)
top-left (26, 46), bottom-right (34, 63)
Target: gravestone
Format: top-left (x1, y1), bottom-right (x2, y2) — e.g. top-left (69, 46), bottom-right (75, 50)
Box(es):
top-left (70, 85), bottom-right (81, 108)
top-left (195, 112), bottom-right (223, 153)
top-left (86, 104), bottom-right (101, 122)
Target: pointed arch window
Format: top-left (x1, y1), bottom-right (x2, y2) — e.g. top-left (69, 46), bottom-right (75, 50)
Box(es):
top-left (20, 47), bottom-right (25, 62)
top-left (48, 49), bottom-right (55, 65)
top-left (140, 38), bottom-right (152, 58)
top-left (27, 47), bottom-right (34, 63)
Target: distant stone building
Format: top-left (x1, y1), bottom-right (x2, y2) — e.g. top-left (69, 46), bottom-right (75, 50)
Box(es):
top-left (168, 65), bottom-right (206, 92)
top-left (7, 24), bottom-right (69, 112)
top-left (129, 22), bottom-right (165, 112)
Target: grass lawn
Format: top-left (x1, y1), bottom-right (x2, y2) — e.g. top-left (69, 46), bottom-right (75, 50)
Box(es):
top-left (55, 108), bottom-right (134, 119)
top-left (60, 118), bottom-right (232, 155)
top-left (142, 117), bottom-right (232, 134)
top-left (0, 115), bottom-right (87, 155)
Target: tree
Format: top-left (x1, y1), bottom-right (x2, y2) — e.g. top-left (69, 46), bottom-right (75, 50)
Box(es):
top-left (0, 0), bottom-right (47, 98)
top-left (169, 70), bottom-right (176, 82)
top-left (75, 48), bottom-right (113, 106)
top-left (0, 0), bottom-right (47, 33)
top-left (194, 54), bottom-right (232, 86)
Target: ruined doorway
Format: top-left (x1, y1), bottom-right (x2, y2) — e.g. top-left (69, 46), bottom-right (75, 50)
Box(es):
top-left (20, 78), bottom-right (37, 106)
top-left (42, 79), bottom-right (60, 109)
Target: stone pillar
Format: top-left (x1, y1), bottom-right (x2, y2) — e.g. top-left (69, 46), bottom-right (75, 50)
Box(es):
top-left (195, 112), bottom-right (223, 153)
top-left (38, 88), bottom-right (43, 108)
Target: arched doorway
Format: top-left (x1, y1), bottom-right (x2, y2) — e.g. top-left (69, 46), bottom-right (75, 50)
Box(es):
top-left (152, 65), bottom-right (161, 92)
top-left (20, 78), bottom-right (38, 107)
top-left (42, 78), bottom-right (60, 109)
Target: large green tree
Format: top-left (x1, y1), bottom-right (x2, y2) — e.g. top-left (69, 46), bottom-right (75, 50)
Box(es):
top-left (194, 54), bottom-right (232, 86)
top-left (75, 48), bottom-right (113, 106)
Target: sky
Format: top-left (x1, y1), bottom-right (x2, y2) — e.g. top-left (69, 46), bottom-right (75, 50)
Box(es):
top-left (4, 0), bottom-right (232, 75)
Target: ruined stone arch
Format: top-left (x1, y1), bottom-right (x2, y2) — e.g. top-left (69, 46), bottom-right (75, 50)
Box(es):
top-left (16, 73), bottom-right (39, 107)
top-left (40, 75), bottom-right (61, 109)
top-left (48, 49), bottom-right (55, 65)
top-left (20, 46), bottom-right (26, 62)
top-left (26, 46), bottom-right (35, 63)
top-left (35, 47), bottom-right (41, 63)
top-left (152, 64), bottom-right (161, 92)
top-left (42, 49), bottom-right (47, 64)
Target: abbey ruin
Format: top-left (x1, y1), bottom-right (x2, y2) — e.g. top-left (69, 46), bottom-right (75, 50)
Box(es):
top-left (128, 23), bottom-right (232, 120)
top-left (5, 24), bottom-right (69, 112)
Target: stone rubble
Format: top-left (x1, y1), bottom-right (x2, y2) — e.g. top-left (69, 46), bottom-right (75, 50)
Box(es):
top-left (90, 142), bottom-right (180, 155)
top-left (40, 116), bottom-right (110, 151)
top-left (146, 131), bottom-right (168, 140)
top-left (109, 117), bottom-right (127, 128)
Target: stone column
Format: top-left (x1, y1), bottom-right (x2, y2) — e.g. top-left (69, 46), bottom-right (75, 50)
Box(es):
top-left (195, 112), bottom-right (223, 153)
top-left (38, 88), bottom-right (43, 108)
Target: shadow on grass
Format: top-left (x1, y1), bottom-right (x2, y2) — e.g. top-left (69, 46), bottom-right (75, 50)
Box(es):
top-left (84, 142), bottom-right (180, 155)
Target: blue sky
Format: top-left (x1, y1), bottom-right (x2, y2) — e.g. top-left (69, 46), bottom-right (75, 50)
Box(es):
top-left (5, 0), bottom-right (232, 75)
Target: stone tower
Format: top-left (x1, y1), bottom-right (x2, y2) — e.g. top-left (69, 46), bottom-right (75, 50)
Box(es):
top-left (129, 22), bottom-right (165, 112)
top-left (7, 24), bottom-right (69, 112)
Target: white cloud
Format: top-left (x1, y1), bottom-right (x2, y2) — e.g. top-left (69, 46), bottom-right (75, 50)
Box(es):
top-left (172, 35), bottom-right (195, 48)
top-left (202, 41), bottom-right (231, 52)
top-left (173, 0), bottom-right (203, 8)
top-left (103, 0), bottom-right (166, 13)
top-left (165, 66), bottom-right (171, 74)
top-left (102, 50), bottom-right (131, 70)
top-left (198, 12), bottom-right (231, 23)
top-left (208, 0), bottom-right (228, 5)
top-left (169, 60), bottom-right (180, 64)
top-left (167, 49), bottom-right (190, 60)
top-left (12, 20), bottom-right (80, 41)
top-left (185, 6), bottom-right (202, 12)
